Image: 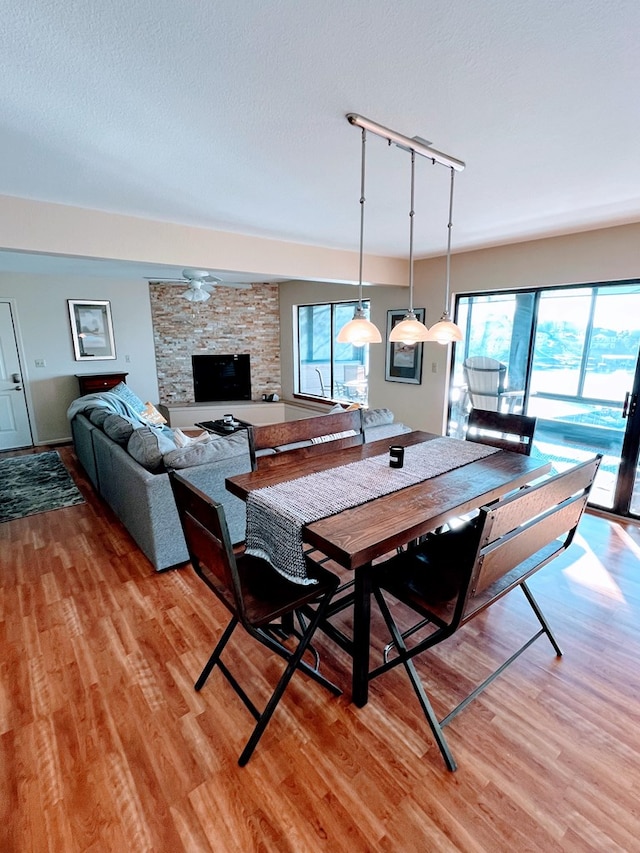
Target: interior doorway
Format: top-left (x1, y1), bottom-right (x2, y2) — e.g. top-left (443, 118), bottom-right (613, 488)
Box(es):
top-left (0, 300), bottom-right (33, 450)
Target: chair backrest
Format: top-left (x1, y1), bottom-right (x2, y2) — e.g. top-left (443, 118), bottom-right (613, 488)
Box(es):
top-left (169, 472), bottom-right (247, 621)
top-left (466, 408), bottom-right (537, 455)
top-left (248, 409), bottom-right (364, 470)
top-left (458, 455), bottom-right (601, 625)
top-left (463, 356), bottom-right (506, 411)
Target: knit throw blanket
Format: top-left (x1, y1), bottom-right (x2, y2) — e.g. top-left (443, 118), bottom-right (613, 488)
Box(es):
top-left (245, 437), bottom-right (499, 584)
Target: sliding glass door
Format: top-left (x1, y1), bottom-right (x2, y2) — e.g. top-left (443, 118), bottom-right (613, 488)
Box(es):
top-left (449, 281), bottom-right (640, 517)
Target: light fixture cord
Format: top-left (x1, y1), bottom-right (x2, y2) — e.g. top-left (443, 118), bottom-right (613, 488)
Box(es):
top-left (408, 149), bottom-right (416, 313)
top-left (357, 127), bottom-right (367, 308)
top-left (444, 166), bottom-right (455, 314)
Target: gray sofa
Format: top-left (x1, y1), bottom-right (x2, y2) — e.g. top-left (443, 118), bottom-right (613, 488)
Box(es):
top-left (68, 390), bottom-right (410, 573)
top-left (69, 403), bottom-right (252, 571)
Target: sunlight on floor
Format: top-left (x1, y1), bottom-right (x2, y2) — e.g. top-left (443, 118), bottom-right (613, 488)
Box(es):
top-left (611, 521), bottom-right (640, 561)
top-left (562, 531), bottom-right (626, 604)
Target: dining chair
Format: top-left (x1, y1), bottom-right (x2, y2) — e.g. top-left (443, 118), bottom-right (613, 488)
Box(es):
top-left (462, 356), bottom-right (523, 413)
top-left (466, 408), bottom-right (537, 455)
top-left (169, 472), bottom-right (341, 766)
top-left (368, 455), bottom-right (601, 771)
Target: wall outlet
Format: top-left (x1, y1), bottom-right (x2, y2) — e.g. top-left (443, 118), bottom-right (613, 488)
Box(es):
top-left (125, 355), bottom-right (131, 363)
top-left (431, 361), bottom-right (438, 373)
top-left (35, 358), bottom-right (46, 368)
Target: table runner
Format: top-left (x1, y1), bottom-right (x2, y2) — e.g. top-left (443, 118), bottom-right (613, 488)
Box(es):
top-left (245, 437), bottom-right (499, 584)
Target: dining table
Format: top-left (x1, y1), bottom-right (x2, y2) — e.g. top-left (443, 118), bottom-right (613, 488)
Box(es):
top-left (226, 430), bottom-right (552, 707)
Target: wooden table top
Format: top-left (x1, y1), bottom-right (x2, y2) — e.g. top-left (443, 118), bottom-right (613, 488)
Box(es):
top-left (226, 431), bottom-right (552, 570)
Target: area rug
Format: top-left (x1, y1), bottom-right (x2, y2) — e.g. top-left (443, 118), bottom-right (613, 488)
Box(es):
top-left (0, 450), bottom-right (85, 522)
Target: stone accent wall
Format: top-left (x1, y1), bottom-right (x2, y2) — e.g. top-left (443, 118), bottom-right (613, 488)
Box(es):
top-left (149, 283), bottom-right (281, 404)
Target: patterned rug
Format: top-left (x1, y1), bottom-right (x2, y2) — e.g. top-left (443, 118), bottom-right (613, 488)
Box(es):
top-left (0, 450), bottom-right (85, 522)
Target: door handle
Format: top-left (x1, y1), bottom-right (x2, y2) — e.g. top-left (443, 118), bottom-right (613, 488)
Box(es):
top-left (622, 392), bottom-right (637, 419)
top-left (13, 385), bottom-right (23, 391)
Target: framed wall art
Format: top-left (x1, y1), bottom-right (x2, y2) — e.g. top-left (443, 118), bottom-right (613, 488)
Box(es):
top-left (68, 300), bottom-right (116, 361)
top-left (385, 308), bottom-right (425, 384)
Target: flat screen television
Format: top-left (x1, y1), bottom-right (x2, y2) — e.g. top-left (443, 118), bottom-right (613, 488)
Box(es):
top-left (192, 353), bottom-right (252, 402)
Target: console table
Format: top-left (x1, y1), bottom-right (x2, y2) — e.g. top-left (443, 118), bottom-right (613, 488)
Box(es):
top-left (76, 372), bottom-right (128, 395)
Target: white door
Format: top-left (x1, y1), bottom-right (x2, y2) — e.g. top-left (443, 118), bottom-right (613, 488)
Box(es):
top-left (0, 301), bottom-right (33, 450)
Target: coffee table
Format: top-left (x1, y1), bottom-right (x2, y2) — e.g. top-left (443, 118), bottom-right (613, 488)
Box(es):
top-left (195, 417), bottom-right (252, 436)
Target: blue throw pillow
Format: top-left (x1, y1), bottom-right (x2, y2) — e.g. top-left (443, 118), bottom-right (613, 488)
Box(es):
top-left (110, 382), bottom-right (145, 413)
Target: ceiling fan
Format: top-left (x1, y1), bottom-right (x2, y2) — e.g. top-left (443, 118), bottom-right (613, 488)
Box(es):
top-left (146, 268), bottom-right (251, 302)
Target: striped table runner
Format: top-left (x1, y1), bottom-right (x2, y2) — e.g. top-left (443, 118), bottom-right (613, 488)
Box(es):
top-left (245, 437), bottom-right (499, 583)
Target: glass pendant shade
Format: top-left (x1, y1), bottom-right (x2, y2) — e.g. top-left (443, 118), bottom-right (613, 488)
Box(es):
top-left (388, 311), bottom-right (433, 345)
top-left (337, 306), bottom-right (382, 345)
top-left (428, 311), bottom-right (463, 345)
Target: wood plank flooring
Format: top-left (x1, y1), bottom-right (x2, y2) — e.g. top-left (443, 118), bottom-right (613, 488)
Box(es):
top-left (2, 445), bottom-right (640, 852)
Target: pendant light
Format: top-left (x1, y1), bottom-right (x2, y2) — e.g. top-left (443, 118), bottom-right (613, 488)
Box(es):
top-left (389, 149), bottom-right (433, 345)
top-left (428, 167), bottom-right (464, 345)
top-left (336, 127), bottom-right (382, 346)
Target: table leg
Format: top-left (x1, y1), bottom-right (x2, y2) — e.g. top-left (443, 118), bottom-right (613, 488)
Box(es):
top-left (352, 563), bottom-right (372, 707)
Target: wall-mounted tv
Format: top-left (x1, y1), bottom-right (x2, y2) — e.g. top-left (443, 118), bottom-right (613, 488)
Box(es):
top-left (192, 353), bottom-right (251, 402)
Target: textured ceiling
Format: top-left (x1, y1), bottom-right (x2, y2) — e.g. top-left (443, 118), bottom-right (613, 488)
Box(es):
top-left (1, 0), bottom-right (639, 278)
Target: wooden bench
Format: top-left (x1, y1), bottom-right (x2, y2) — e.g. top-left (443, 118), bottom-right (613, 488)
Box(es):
top-left (369, 454), bottom-right (602, 770)
top-left (248, 409), bottom-right (364, 470)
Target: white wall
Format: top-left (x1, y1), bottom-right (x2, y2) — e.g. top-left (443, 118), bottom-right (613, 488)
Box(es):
top-left (279, 279), bottom-right (446, 433)
top-left (411, 221), bottom-right (640, 431)
top-left (4, 218), bottom-right (639, 443)
top-left (0, 273), bottom-right (159, 443)
top-left (0, 194), bottom-right (407, 287)
top-left (282, 222), bottom-right (640, 436)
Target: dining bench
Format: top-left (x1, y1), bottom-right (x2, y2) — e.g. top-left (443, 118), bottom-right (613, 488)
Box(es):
top-left (368, 453), bottom-right (602, 770)
top-left (248, 408), bottom-right (364, 470)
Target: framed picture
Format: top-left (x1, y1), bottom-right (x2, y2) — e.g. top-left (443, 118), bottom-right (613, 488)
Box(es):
top-left (68, 300), bottom-right (116, 361)
top-left (385, 308), bottom-right (425, 384)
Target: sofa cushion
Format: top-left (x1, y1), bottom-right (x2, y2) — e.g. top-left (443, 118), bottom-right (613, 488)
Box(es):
top-left (163, 430), bottom-right (249, 469)
top-left (362, 407), bottom-right (394, 428)
top-left (88, 407), bottom-right (111, 428)
top-left (110, 382), bottom-right (146, 413)
top-left (103, 413), bottom-right (138, 445)
top-left (127, 427), bottom-right (177, 472)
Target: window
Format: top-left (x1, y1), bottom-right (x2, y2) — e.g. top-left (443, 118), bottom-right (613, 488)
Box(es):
top-left (448, 280), bottom-right (640, 515)
top-left (296, 300), bottom-right (370, 405)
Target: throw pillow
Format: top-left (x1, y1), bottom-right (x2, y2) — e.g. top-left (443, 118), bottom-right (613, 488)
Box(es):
top-left (127, 427), bottom-right (177, 472)
top-left (102, 413), bottom-right (138, 445)
top-left (139, 402), bottom-right (167, 426)
top-left (163, 430), bottom-right (249, 469)
top-left (110, 382), bottom-right (145, 413)
top-left (310, 429), bottom-right (358, 445)
top-left (362, 407), bottom-right (394, 428)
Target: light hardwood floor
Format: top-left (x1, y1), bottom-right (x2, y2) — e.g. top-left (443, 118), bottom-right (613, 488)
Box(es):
top-left (2, 445), bottom-right (640, 852)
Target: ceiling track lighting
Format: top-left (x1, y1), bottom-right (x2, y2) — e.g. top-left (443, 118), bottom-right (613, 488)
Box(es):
top-left (428, 167), bottom-right (464, 345)
top-left (337, 127), bottom-right (382, 346)
top-left (388, 149), bottom-right (432, 345)
top-left (338, 113), bottom-right (465, 348)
